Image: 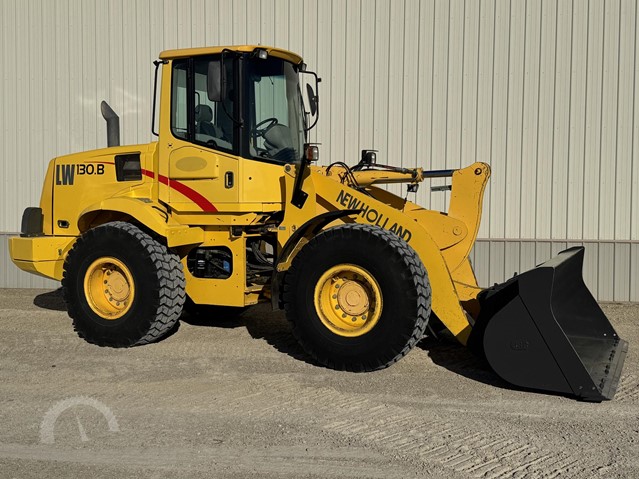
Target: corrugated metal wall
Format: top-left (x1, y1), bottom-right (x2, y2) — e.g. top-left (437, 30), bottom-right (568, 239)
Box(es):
top-left (1, 0), bottom-right (637, 300)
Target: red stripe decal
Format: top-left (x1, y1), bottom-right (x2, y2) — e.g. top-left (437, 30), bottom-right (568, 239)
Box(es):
top-left (141, 169), bottom-right (218, 213)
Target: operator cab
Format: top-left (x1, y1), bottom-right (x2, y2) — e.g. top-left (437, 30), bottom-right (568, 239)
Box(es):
top-left (166, 46), bottom-right (316, 166)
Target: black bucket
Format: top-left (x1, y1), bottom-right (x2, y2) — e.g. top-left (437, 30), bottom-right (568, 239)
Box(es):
top-left (468, 247), bottom-right (628, 401)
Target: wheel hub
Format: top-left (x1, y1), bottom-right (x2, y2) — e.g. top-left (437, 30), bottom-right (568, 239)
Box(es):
top-left (314, 264), bottom-right (383, 337)
top-left (105, 270), bottom-right (130, 301)
top-left (337, 281), bottom-right (369, 316)
top-left (84, 257), bottom-right (135, 320)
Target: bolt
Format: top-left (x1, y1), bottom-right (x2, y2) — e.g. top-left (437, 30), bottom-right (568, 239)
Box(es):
top-left (342, 313), bottom-right (347, 318)
top-left (352, 317), bottom-right (357, 322)
top-left (104, 280), bottom-right (108, 284)
top-left (335, 305), bottom-right (340, 310)
top-left (104, 289), bottom-right (109, 294)
top-left (116, 302), bottom-right (120, 306)
top-left (335, 284), bottom-right (340, 289)
top-left (332, 294), bottom-right (337, 299)
top-left (362, 315), bottom-right (367, 320)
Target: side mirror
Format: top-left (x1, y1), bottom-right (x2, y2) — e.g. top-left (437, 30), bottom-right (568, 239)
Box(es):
top-left (306, 84), bottom-right (317, 116)
top-left (207, 60), bottom-right (223, 102)
top-left (300, 70), bottom-right (320, 131)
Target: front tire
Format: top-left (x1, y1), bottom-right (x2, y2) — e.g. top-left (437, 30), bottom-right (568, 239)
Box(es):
top-left (283, 224), bottom-right (431, 371)
top-left (62, 222), bottom-right (186, 347)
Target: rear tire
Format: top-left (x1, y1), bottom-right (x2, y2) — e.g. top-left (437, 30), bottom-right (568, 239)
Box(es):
top-left (62, 222), bottom-right (186, 347)
top-left (283, 224), bottom-right (431, 371)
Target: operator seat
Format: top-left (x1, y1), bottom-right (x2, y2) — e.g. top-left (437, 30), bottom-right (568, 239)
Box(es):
top-left (194, 104), bottom-right (216, 137)
top-left (263, 125), bottom-right (296, 163)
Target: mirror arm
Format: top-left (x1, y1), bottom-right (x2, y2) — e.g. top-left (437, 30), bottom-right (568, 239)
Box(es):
top-left (219, 49), bottom-right (243, 127)
top-left (291, 158), bottom-right (309, 208)
top-left (151, 60), bottom-right (168, 137)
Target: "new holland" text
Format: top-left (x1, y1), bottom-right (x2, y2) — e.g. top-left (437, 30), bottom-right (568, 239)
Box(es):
top-left (336, 190), bottom-right (412, 242)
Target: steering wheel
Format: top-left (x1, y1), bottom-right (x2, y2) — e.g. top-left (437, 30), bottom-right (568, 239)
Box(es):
top-left (254, 117), bottom-right (279, 137)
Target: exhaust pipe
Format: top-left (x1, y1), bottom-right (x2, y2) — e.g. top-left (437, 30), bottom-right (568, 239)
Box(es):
top-left (100, 101), bottom-right (120, 147)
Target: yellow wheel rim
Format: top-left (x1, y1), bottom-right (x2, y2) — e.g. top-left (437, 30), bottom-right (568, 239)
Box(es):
top-left (314, 264), bottom-right (383, 337)
top-left (83, 257), bottom-right (135, 320)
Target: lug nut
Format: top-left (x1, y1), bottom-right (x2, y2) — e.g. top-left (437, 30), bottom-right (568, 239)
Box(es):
top-left (342, 313), bottom-right (347, 318)
top-left (335, 305), bottom-right (340, 310)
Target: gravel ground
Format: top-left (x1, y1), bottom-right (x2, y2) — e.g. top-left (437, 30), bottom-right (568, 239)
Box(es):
top-left (0, 288), bottom-right (637, 478)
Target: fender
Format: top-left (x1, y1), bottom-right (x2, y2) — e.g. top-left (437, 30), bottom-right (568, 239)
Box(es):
top-left (275, 209), bottom-right (361, 272)
top-left (271, 209), bottom-right (360, 310)
top-left (78, 196), bottom-right (204, 247)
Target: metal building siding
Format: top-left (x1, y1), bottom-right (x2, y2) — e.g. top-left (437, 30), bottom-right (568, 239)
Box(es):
top-left (0, 0), bottom-right (637, 300)
top-left (469, 239), bottom-right (639, 302)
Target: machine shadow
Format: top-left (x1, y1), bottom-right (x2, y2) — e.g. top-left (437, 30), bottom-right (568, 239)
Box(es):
top-left (180, 310), bottom-right (246, 329)
top-left (421, 334), bottom-right (580, 399)
top-left (33, 291), bottom-right (529, 388)
top-left (181, 304), bottom-right (317, 365)
top-left (418, 333), bottom-right (518, 391)
top-left (243, 309), bottom-right (316, 365)
top-left (33, 288), bottom-right (67, 311)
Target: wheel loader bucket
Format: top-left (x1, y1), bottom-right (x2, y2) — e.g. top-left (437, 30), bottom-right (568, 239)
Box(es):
top-left (468, 247), bottom-right (627, 401)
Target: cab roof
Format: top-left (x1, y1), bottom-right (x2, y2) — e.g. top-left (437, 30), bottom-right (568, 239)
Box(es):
top-left (159, 45), bottom-right (303, 65)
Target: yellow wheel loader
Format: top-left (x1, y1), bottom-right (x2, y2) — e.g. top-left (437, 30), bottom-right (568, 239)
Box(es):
top-left (9, 45), bottom-right (627, 401)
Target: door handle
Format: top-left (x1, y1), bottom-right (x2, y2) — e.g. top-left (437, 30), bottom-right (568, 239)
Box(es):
top-left (224, 171), bottom-right (234, 189)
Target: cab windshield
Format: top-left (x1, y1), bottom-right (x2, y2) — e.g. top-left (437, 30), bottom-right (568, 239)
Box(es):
top-left (245, 57), bottom-right (305, 164)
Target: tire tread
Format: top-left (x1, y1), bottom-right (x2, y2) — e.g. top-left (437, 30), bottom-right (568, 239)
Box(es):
top-left (62, 221), bottom-right (185, 347)
top-left (282, 223), bottom-right (431, 371)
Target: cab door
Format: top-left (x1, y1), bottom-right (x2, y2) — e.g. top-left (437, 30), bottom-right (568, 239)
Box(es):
top-left (159, 55), bottom-right (239, 213)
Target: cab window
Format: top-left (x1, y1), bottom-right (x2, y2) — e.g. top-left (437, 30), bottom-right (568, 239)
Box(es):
top-left (247, 58), bottom-right (304, 164)
top-left (170, 57), bottom-right (235, 153)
